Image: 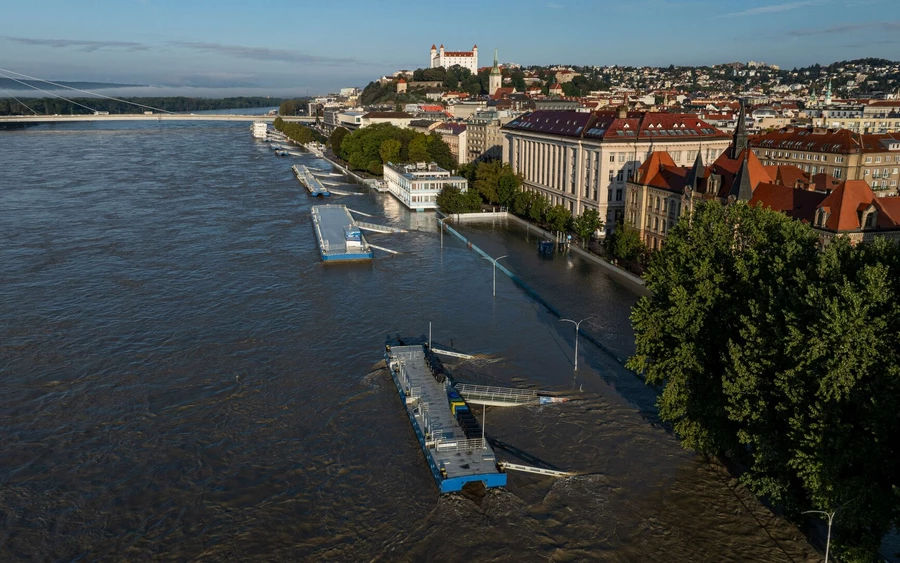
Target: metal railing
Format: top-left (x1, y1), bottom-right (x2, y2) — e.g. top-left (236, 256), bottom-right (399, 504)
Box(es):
top-left (454, 383), bottom-right (540, 405)
top-left (435, 437), bottom-right (486, 452)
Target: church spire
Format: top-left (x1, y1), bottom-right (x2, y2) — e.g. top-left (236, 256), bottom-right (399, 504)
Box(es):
top-left (731, 98), bottom-right (748, 160)
top-left (729, 150), bottom-right (755, 202)
top-left (491, 49), bottom-right (500, 74)
top-left (685, 149), bottom-right (705, 192)
top-left (825, 77), bottom-right (833, 105)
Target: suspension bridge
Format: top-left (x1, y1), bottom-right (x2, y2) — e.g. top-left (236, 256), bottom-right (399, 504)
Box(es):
top-left (0, 67), bottom-right (315, 125)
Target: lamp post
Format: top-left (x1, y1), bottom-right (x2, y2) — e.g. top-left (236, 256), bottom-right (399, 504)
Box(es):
top-left (438, 217), bottom-right (448, 249)
top-left (803, 499), bottom-right (857, 563)
top-left (491, 254), bottom-right (508, 297)
top-left (560, 317), bottom-right (591, 370)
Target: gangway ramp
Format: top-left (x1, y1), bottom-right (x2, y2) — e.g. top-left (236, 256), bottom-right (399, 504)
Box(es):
top-left (454, 383), bottom-right (544, 407)
top-left (356, 221), bottom-right (407, 234)
top-left (346, 208), bottom-right (376, 218)
top-left (499, 462), bottom-right (573, 477)
top-left (431, 348), bottom-right (474, 360)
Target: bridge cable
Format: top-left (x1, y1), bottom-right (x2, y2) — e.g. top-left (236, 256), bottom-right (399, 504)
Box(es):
top-left (0, 86), bottom-right (39, 115)
top-left (0, 67), bottom-right (175, 114)
top-left (0, 71), bottom-right (100, 114)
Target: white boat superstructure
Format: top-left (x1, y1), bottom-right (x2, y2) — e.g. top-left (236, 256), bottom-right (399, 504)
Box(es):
top-left (251, 121), bottom-right (268, 139)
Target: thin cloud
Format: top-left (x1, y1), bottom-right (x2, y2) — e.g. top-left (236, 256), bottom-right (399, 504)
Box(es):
top-left (547, 2), bottom-right (564, 8)
top-left (723, 0), bottom-right (824, 17)
top-left (3, 36), bottom-right (149, 52)
top-left (791, 20), bottom-right (900, 36)
top-left (168, 41), bottom-right (361, 65)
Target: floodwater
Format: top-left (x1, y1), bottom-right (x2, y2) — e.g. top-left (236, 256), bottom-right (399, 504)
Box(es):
top-left (1, 117), bottom-right (826, 561)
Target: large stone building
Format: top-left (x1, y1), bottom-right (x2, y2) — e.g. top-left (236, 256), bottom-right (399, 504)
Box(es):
top-left (432, 122), bottom-right (468, 165)
top-left (430, 44), bottom-right (478, 74)
top-left (501, 108), bottom-right (731, 225)
top-left (468, 110), bottom-right (515, 163)
top-left (751, 127), bottom-right (900, 194)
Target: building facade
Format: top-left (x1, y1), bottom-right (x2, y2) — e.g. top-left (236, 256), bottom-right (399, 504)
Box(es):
top-left (430, 44), bottom-right (478, 73)
top-left (383, 162), bottom-right (469, 211)
top-left (468, 110), bottom-right (515, 163)
top-left (433, 122), bottom-right (468, 165)
top-left (751, 127), bottom-right (900, 194)
top-left (502, 109), bottom-right (731, 225)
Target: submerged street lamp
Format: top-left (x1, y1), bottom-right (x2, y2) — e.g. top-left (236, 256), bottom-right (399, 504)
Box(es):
top-left (490, 254), bottom-right (508, 297)
top-left (560, 317), bottom-right (591, 371)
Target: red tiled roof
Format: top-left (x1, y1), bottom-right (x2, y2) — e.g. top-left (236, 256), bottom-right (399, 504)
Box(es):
top-left (504, 110), bottom-right (728, 142)
top-left (634, 152), bottom-right (690, 192)
top-left (363, 112), bottom-right (413, 119)
top-left (752, 127), bottom-right (900, 154)
top-left (442, 51), bottom-right (474, 57)
top-left (709, 148), bottom-right (772, 199)
top-left (818, 180), bottom-right (875, 231)
top-left (874, 197), bottom-right (900, 228)
top-left (764, 165), bottom-right (808, 188)
top-left (749, 183), bottom-right (825, 224)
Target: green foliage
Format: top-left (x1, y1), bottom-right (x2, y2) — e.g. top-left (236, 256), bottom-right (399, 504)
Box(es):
top-left (273, 118), bottom-right (325, 145)
top-left (408, 134), bottom-right (430, 162)
top-left (426, 133), bottom-right (455, 170)
top-left (525, 191), bottom-right (548, 223)
top-left (605, 219), bottom-right (646, 263)
top-left (329, 127), bottom-right (349, 154)
top-left (472, 161), bottom-right (521, 206)
top-left (544, 204), bottom-right (572, 233)
top-left (436, 184), bottom-right (481, 214)
top-left (379, 139), bottom-right (401, 164)
top-left (572, 209), bottom-right (602, 246)
top-left (627, 201), bottom-right (900, 560)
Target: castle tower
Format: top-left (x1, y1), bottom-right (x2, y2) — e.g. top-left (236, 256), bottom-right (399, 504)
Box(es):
top-left (489, 48), bottom-right (502, 96)
top-left (430, 44), bottom-right (437, 68)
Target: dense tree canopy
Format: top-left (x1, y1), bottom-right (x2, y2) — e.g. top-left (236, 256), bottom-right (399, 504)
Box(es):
top-left (436, 184), bottom-right (482, 214)
top-left (336, 123), bottom-right (454, 176)
top-left (605, 219), bottom-right (646, 264)
top-left (273, 117), bottom-right (325, 145)
top-left (628, 200), bottom-right (900, 561)
top-left (572, 208), bottom-right (602, 246)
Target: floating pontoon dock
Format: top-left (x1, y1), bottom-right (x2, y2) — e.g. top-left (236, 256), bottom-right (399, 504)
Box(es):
top-left (293, 165), bottom-right (331, 197)
top-left (311, 204), bottom-right (373, 262)
top-left (386, 345), bottom-right (507, 493)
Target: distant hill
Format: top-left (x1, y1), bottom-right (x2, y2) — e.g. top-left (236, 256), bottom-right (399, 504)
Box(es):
top-left (0, 79), bottom-right (147, 91)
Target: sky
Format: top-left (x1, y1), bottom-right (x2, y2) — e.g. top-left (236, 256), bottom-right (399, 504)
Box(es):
top-left (1, 0), bottom-right (898, 97)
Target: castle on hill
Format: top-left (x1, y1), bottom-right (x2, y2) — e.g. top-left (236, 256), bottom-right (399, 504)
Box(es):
top-left (430, 44), bottom-right (478, 74)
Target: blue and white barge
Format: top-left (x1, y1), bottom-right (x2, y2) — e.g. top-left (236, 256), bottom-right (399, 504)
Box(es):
top-left (293, 164), bottom-right (331, 197)
top-left (311, 204), bottom-right (373, 262)
top-left (385, 344), bottom-right (507, 493)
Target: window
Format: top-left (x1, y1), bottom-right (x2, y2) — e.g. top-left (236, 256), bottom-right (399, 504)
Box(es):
top-left (865, 169), bottom-right (870, 176)
top-left (836, 156), bottom-right (844, 163)
top-left (834, 168), bottom-right (842, 178)
top-left (654, 196), bottom-right (660, 211)
top-left (610, 153), bottom-right (616, 162)
top-left (866, 156), bottom-right (873, 163)
top-left (654, 217), bottom-right (659, 231)
top-left (876, 156), bottom-right (882, 163)
top-left (616, 189), bottom-right (622, 201)
top-left (616, 170), bottom-right (624, 182)
top-left (618, 153), bottom-right (626, 163)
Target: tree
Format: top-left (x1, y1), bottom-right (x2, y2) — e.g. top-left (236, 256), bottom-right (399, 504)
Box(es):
top-left (330, 127), bottom-right (349, 156)
top-left (627, 201), bottom-right (900, 561)
top-left (408, 134), bottom-right (430, 163)
top-left (436, 184), bottom-right (480, 214)
top-left (605, 219), bottom-right (645, 263)
top-left (572, 209), bottom-right (602, 246)
top-left (497, 169), bottom-right (521, 207)
top-left (527, 193), bottom-right (548, 223)
top-left (380, 139), bottom-right (401, 164)
top-left (474, 160), bottom-right (503, 204)
top-left (426, 133), bottom-right (455, 170)
top-left (545, 204), bottom-right (572, 233)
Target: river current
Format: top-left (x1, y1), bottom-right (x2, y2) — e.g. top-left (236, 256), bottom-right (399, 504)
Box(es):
top-left (1, 115), bottom-right (825, 561)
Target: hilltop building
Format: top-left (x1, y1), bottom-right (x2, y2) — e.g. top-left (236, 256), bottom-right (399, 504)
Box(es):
top-left (430, 44), bottom-right (478, 74)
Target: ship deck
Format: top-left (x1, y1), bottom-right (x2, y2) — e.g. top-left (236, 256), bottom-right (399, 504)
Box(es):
top-left (311, 205), bottom-right (373, 262)
top-left (386, 345), bottom-right (507, 493)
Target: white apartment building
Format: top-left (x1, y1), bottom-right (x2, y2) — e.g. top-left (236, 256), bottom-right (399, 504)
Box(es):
top-left (502, 109), bottom-right (731, 225)
top-left (383, 162), bottom-right (469, 212)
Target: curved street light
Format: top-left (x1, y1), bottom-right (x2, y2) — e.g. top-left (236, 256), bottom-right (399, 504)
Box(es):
top-left (490, 255), bottom-right (509, 297)
top-left (803, 498), bottom-right (858, 563)
top-left (560, 316), bottom-right (591, 370)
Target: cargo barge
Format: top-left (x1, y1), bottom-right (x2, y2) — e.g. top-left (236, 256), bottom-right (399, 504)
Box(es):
top-left (293, 164), bottom-right (331, 197)
top-left (385, 344), bottom-right (507, 493)
top-left (311, 204), bottom-right (373, 262)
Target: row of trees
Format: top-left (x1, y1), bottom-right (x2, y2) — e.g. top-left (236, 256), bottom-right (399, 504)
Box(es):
top-left (628, 200), bottom-right (900, 561)
top-left (328, 123), bottom-right (454, 175)
top-left (440, 160), bottom-right (603, 244)
top-left (272, 117), bottom-right (325, 145)
top-left (0, 96), bottom-right (282, 116)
